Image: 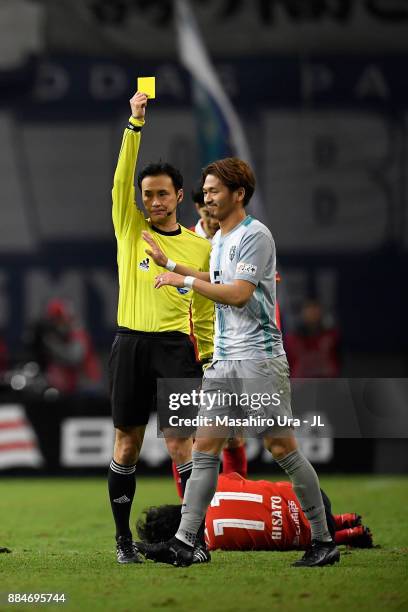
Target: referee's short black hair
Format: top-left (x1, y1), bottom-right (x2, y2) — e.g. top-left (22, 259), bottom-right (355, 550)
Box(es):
top-left (137, 162), bottom-right (183, 193)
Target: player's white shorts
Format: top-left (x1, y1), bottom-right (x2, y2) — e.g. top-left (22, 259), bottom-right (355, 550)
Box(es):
top-left (198, 354), bottom-right (293, 436)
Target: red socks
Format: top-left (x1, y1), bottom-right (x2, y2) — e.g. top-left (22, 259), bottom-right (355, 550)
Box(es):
top-left (222, 445), bottom-right (247, 477)
top-left (335, 527), bottom-right (358, 544)
top-left (333, 513), bottom-right (361, 529)
top-left (172, 444), bottom-right (248, 499)
top-left (172, 461), bottom-right (183, 499)
top-left (335, 525), bottom-right (373, 548)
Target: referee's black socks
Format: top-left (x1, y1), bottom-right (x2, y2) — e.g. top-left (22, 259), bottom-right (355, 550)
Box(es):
top-left (108, 459), bottom-right (137, 539)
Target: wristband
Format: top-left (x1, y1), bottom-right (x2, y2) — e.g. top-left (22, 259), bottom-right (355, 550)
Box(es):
top-left (127, 122), bottom-right (142, 132)
top-left (184, 276), bottom-right (195, 289)
top-left (165, 258), bottom-right (177, 271)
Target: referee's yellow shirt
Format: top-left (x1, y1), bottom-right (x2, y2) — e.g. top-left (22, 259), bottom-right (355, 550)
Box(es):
top-left (111, 117), bottom-right (214, 360)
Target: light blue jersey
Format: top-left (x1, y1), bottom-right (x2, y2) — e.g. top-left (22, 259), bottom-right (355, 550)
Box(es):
top-left (210, 216), bottom-right (285, 360)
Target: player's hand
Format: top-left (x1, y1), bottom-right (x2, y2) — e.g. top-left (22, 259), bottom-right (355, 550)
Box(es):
top-left (130, 91), bottom-right (148, 120)
top-left (142, 231), bottom-right (168, 267)
top-left (154, 272), bottom-right (185, 289)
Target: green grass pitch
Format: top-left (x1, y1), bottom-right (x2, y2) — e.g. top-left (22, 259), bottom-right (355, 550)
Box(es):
top-left (1, 475), bottom-right (407, 612)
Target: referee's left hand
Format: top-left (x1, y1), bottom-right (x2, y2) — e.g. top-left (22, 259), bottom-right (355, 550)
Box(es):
top-left (154, 272), bottom-right (185, 289)
top-left (143, 231), bottom-right (168, 267)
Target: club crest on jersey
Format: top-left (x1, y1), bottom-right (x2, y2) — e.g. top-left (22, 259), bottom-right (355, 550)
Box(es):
top-left (237, 261), bottom-right (257, 276)
top-left (229, 245), bottom-right (237, 261)
top-left (139, 257), bottom-right (150, 271)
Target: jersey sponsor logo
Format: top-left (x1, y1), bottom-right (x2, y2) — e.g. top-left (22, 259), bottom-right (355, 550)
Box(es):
top-left (229, 245), bottom-right (237, 261)
top-left (177, 287), bottom-right (190, 295)
top-left (237, 261), bottom-right (257, 276)
top-left (288, 499), bottom-right (301, 544)
top-left (139, 257), bottom-right (150, 271)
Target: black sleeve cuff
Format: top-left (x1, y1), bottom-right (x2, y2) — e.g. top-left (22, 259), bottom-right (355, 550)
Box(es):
top-left (127, 122), bottom-right (142, 132)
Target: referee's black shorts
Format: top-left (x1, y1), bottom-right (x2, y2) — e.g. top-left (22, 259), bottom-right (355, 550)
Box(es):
top-left (109, 327), bottom-right (201, 428)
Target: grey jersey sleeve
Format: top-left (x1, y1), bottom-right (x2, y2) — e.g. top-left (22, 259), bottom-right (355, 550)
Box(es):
top-left (234, 228), bottom-right (274, 286)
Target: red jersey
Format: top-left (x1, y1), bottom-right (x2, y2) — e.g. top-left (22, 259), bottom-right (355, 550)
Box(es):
top-left (205, 473), bottom-right (311, 551)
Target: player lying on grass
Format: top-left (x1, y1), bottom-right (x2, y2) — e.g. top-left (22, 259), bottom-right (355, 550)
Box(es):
top-left (137, 471), bottom-right (373, 559)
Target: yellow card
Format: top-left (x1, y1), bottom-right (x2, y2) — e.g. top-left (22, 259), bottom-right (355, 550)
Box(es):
top-left (137, 76), bottom-right (156, 99)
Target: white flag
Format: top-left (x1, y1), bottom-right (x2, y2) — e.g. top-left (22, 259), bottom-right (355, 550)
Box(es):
top-left (174, 0), bottom-right (266, 222)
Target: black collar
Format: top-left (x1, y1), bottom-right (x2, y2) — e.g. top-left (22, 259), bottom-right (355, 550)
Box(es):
top-left (151, 224), bottom-right (181, 236)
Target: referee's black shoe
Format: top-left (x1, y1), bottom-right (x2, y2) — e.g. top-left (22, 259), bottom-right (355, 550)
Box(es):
top-left (116, 536), bottom-right (143, 564)
top-left (137, 537), bottom-right (193, 567)
top-left (292, 540), bottom-right (340, 567)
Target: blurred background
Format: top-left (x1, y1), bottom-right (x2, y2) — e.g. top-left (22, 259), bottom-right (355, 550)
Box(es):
top-left (0, 0), bottom-right (407, 477)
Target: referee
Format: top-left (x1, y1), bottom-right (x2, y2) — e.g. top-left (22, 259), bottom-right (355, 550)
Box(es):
top-left (108, 91), bottom-right (214, 563)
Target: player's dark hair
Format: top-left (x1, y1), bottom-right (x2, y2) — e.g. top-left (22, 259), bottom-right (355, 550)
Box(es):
top-left (202, 157), bottom-right (255, 207)
top-left (137, 162), bottom-right (183, 193)
top-left (136, 505), bottom-right (182, 543)
top-left (191, 184), bottom-right (205, 207)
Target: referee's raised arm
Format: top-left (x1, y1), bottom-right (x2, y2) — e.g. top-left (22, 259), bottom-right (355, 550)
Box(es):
top-left (111, 92), bottom-right (147, 238)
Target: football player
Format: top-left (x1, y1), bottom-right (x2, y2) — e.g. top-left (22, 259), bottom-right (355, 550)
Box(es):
top-left (137, 471), bottom-right (372, 562)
